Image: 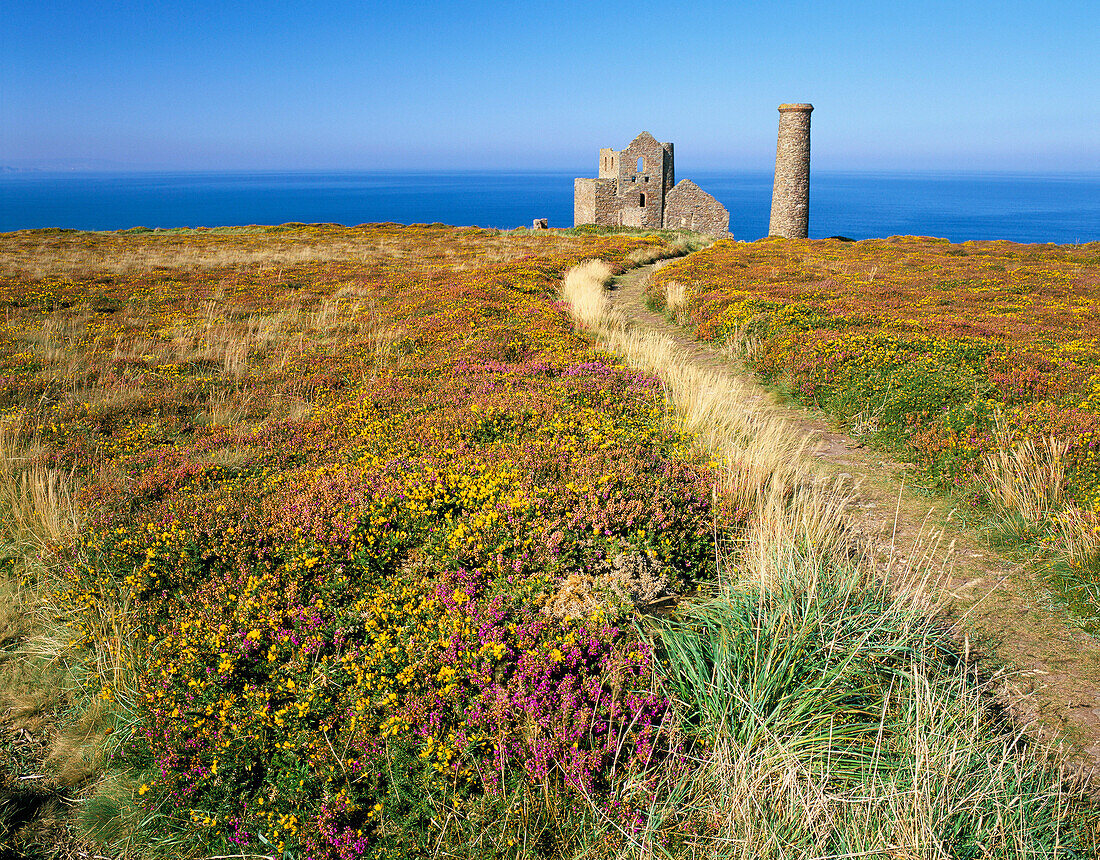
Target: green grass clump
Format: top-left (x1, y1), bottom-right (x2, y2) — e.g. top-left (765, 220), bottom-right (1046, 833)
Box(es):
top-left (645, 550), bottom-right (1095, 858)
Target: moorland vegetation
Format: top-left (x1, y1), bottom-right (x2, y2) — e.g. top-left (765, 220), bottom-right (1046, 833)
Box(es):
top-left (0, 224), bottom-right (1095, 858)
top-left (650, 237), bottom-right (1100, 623)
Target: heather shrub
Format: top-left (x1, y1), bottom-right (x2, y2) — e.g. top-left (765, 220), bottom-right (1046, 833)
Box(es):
top-left (3, 225), bottom-right (726, 855)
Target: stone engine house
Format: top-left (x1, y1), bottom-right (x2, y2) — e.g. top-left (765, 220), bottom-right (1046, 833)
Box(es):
top-left (574, 132), bottom-right (730, 238)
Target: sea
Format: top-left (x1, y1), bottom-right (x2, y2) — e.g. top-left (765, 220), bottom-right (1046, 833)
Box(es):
top-left (1, 169), bottom-right (1098, 244)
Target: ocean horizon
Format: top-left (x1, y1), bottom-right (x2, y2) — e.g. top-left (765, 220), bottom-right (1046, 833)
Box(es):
top-left (1, 168), bottom-right (1098, 244)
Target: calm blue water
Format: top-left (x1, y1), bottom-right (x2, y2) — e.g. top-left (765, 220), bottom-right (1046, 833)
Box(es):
top-left (1, 169), bottom-right (1097, 244)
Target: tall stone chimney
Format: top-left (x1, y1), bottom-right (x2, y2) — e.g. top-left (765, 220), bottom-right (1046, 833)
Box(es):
top-left (768, 103), bottom-right (813, 239)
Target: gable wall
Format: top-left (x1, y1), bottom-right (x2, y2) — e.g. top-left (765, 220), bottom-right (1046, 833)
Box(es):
top-left (612, 136), bottom-right (672, 229)
top-left (664, 182), bottom-right (730, 238)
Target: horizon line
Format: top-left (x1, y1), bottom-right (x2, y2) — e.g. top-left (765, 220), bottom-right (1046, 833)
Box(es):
top-left (5, 165), bottom-right (1100, 176)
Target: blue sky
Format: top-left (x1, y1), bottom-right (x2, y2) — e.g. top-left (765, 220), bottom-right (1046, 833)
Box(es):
top-left (2, 0), bottom-right (1097, 172)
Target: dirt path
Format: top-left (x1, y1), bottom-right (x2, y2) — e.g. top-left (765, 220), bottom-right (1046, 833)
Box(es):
top-left (611, 261), bottom-right (1100, 776)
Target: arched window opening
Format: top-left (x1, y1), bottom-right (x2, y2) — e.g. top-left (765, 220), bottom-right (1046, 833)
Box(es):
top-left (637, 157), bottom-right (644, 172)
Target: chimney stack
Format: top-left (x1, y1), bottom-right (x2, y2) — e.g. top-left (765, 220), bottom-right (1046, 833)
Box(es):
top-left (768, 103), bottom-right (813, 239)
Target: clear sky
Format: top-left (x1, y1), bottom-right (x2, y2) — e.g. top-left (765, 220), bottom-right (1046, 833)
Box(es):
top-left (2, 0), bottom-right (1097, 172)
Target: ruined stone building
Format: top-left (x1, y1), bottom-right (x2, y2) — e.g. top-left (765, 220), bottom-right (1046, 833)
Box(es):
top-left (574, 132), bottom-right (730, 238)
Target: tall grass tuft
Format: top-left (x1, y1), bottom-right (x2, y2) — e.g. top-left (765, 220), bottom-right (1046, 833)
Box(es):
top-left (663, 279), bottom-right (690, 325)
top-left (560, 259), bottom-right (615, 332)
top-left (0, 427), bottom-right (78, 554)
top-left (1044, 506), bottom-right (1100, 624)
top-left (982, 434), bottom-right (1068, 526)
top-left (643, 561), bottom-right (1089, 858)
top-left (1054, 506), bottom-right (1100, 572)
top-left (1, 407), bottom-right (141, 853)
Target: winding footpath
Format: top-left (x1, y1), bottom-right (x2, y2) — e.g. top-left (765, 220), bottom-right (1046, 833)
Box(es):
top-left (611, 260), bottom-right (1100, 779)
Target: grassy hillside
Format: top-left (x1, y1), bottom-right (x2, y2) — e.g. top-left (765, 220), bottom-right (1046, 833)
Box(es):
top-left (651, 237), bottom-right (1100, 623)
top-left (0, 225), bottom-right (1095, 858)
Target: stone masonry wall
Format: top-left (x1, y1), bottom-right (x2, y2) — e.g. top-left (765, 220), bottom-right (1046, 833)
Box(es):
top-left (598, 148), bottom-right (619, 179)
top-left (664, 180), bottom-right (730, 238)
top-left (574, 178), bottom-right (597, 226)
top-left (768, 103), bottom-right (813, 238)
top-left (574, 178), bottom-right (617, 227)
top-left (592, 178), bottom-right (617, 225)
top-left (614, 133), bottom-right (672, 230)
top-left (572, 132), bottom-right (675, 229)
top-left (576, 132), bottom-right (729, 235)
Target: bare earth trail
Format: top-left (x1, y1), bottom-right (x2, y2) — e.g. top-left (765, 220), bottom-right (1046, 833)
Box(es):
top-left (611, 260), bottom-right (1100, 776)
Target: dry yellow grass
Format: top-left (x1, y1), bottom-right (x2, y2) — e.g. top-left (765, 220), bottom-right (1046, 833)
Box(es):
top-left (559, 260), bottom-right (865, 589)
top-left (981, 431), bottom-right (1069, 525)
top-left (1052, 505), bottom-right (1100, 574)
top-left (662, 279), bottom-right (690, 325)
top-left (0, 225), bottom-right (567, 280)
top-left (559, 259), bottom-right (615, 332)
top-left (0, 426), bottom-right (78, 553)
top-left (650, 663), bottom-right (1068, 860)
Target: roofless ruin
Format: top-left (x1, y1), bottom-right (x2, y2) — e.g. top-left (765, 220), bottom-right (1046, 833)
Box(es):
top-left (573, 104), bottom-right (813, 239)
